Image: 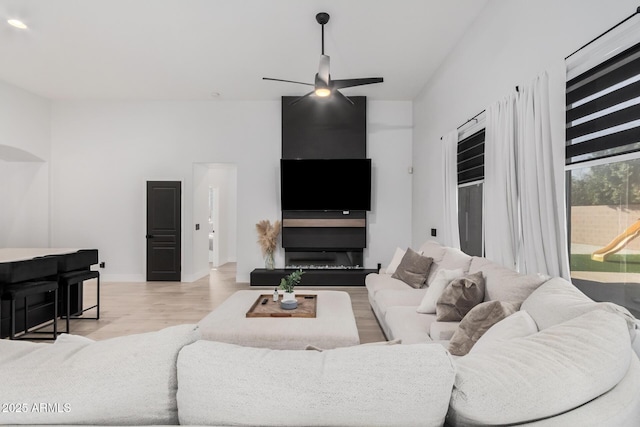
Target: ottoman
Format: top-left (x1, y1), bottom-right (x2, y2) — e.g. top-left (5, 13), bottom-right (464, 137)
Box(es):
top-left (198, 290), bottom-right (360, 349)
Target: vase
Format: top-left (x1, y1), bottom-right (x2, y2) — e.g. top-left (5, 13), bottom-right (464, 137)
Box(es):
top-left (264, 251), bottom-right (275, 270)
top-left (283, 291), bottom-right (296, 302)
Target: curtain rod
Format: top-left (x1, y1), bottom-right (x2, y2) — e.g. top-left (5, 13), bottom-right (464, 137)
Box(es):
top-left (565, 6), bottom-right (640, 60)
top-left (440, 109), bottom-right (486, 140)
top-left (439, 83), bottom-right (521, 140)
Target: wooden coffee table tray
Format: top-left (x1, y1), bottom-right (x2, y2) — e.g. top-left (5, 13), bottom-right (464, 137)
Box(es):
top-left (246, 294), bottom-right (317, 318)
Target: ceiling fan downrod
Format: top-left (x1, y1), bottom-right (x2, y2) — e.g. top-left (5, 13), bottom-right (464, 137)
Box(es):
top-left (316, 12), bottom-right (330, 55)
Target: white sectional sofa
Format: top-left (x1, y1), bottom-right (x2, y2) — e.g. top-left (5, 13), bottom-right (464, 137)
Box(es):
top-left (366, 240), bottom-right (640, 426)
top-left (1, 240), bottom-right (639, 426)
top-left (0, 324), bottom-right (456, 426)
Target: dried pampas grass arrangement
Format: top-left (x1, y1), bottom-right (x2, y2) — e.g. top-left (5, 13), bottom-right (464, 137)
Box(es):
top-left (256, 219), bottom-right (281, 256)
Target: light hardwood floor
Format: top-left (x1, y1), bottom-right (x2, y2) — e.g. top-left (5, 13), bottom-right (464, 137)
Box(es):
top-left (65, 263), bottom-right (386, 343)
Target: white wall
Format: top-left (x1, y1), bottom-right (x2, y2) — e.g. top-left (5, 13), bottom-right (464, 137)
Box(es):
top-left (412, 0), bottom-right (639, 247)
top-left (50, 99), bottom-right (411, 282)
top-left (0, 80), bottom-right (51, 247)
top-left (367, 101), bottom-right (413, 266)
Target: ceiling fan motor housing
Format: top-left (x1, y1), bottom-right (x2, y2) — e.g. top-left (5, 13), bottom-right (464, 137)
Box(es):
top-left (316, 12), bottom-right (330, 25)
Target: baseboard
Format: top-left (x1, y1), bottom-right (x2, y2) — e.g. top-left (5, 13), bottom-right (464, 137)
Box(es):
top-left (100, 273), bottom-right (146, 283)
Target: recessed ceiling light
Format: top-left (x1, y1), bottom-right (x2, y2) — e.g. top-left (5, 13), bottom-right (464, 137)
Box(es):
top-left (8, 19), bottom-right (28, 30)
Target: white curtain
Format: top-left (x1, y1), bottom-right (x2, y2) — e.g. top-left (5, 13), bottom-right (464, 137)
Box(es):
top-left (516, 73), bottom-right (567, 277)
top-left (484, 92), bottom-right (519, 270)
top-left (484, 71), bottom-right (570, 278)
top-left (442, 129), bottom-right (461, 248)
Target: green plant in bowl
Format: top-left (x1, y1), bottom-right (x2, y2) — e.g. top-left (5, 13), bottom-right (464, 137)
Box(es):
top-left (279, 269), bottom-right (304, 293)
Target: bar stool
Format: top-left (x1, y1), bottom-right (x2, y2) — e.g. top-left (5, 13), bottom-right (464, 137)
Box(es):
top-left (1, 280), bottom-right (58, 340)
top-left (49, 250), bottom-right (100, 334)
top-left (0, 256), bottom-right (59, 340)
top-left (58, 269), bottom-right (100, 333)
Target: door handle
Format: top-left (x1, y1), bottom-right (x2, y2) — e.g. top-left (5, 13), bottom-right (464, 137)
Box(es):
top-left (146, 234), bottom-right (155, 239)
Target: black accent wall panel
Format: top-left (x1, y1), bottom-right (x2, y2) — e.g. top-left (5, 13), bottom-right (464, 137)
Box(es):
top-left (281, 96), bottom-right (366, 159)
top-left (282, 227), bottom-right (366, 250)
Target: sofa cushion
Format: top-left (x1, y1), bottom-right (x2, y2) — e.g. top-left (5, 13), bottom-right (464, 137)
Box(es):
top-left (418, 240), bottom-right (447, 263)
top-left (365, 273), bottom-right (409, 296)
top-left (468, 256), bottom-right (547, 303)
top-left (417, 268), bottom-right (464, 314)
top-left (470, 310), bottom-right (538, 355)
top-left (436, 271), bottom-right (485, 321)
top-left (384, 306), bottom-right (435, 344)
top-left (521, 277), bottom-right (637, 340)
top-left (0, 324), bottom-right (200, 425)
top-left (374, 288), bottom-right (426, 317)
top-left (177, 340), bottom-right (456, 427)
top-left (391, 248), bottom-right (433, 288)
top-left (305, 339), bottom-right (402, 351)
top-left (428, 248), bottom-right (473, 284)
top-left (448, 301), bottom-right (520, 356)
top-left (447, 310), bottom-right (632, 426)
top-left (54, 332), bottom-right (96, 345)
top-left (518, 355), bottom-right (640, 427)
top-left (430, 321), bottom-right (460, 341)
top-left (386, 247), bottom-right (407, 275)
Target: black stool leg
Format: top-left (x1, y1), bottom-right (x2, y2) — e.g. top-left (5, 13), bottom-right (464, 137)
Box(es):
top-left (66, 283), bottom-right (70, 334)
top-left (53, 288), bottom-right (58, 339)
top-left (96, 276), bottom-right (100, 320)
top-left (24, 296), bottom-right (29, 334)
top-left (10, 299), bottom-right (16, 340)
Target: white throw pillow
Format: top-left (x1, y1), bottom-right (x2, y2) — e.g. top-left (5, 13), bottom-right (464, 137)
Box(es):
top-left (469, 310), bottom-right (538, 354)
top-left (417, 268), bottom-right (463, 313)
top-left (448, 310), bottom-right (631, 426)
top-left (385, 247), bottom-right (406, 275)
top-left (178, 340), bottom-right (456, 427)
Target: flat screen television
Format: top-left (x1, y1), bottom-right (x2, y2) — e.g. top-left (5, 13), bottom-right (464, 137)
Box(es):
top-left (280, 159), bottom-right (372, 211)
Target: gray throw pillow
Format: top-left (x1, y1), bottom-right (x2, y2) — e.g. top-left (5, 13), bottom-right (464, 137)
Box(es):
top-left (391, 248), bottom-right (433, 288)
top-left (436, 271), bottom-right (486, 321)
top-left (448, 301), bottom-right (521, 356)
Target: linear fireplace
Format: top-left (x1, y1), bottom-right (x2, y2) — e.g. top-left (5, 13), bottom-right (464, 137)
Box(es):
top-left (285, 250), bottom-right (364, 269)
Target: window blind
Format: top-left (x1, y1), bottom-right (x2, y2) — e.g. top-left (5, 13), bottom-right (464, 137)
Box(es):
top-left (566, 24), bottom-right (640, 165)
top-left (457, 129), bottom-right (485, 185)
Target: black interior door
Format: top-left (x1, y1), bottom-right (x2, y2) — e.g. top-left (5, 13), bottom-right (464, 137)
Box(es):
top-left (146, 181), bottom-right (181, 281)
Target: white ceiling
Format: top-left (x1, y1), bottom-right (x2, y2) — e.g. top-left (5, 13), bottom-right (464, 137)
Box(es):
top-left (0, 0), bottom-right (487, 101)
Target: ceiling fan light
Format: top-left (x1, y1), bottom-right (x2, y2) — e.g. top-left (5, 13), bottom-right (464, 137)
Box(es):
top-left (315, 88), bottom-right (331, 97)
top-left (7, 19), bottom-right (28, 29)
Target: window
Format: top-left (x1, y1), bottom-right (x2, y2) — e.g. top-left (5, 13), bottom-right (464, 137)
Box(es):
top-left (458, 128), bottom-right (485, 256)
top-left (566, 17), bottom-right (640, 317)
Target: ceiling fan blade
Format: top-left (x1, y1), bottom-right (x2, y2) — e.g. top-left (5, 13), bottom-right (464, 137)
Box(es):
top-left (333, 89), bottom-right (354, 105)
top-left (318, 55), bottom-right (330, 85)
top-left (263, 77), bottom-right (314, 87)
top-left (289, 91), bottom-right (316, 105)
top-left (331, 77), bottom-right (384, 90)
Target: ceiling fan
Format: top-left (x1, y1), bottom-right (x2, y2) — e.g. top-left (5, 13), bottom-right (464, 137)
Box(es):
top-left (263, 12), bottom-right (383, 105)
